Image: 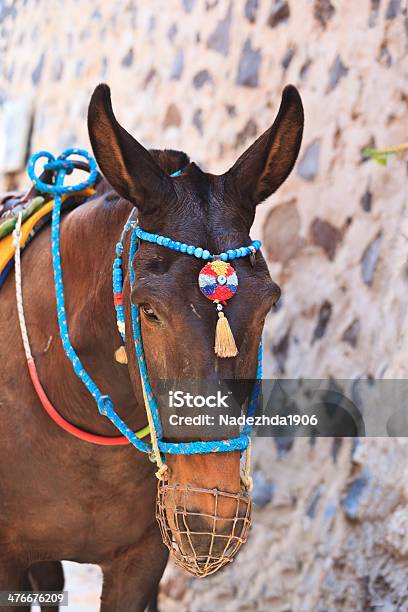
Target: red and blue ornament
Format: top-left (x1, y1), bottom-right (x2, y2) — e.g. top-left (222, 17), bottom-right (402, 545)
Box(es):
top-left (198, 260), bottom-right (238, 303)
top-left (198, 259), bottom-right (239, 357)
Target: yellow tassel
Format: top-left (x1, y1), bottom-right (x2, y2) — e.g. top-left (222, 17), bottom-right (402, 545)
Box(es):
top-left (114, 345), bottom-right (128, 364)
top-left (214, 311), bottom-right (238, 358)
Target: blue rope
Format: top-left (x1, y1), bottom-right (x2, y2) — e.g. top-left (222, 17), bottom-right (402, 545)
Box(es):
top-left (0, 259), bottom-right (13, 290)
top-left (134, 225), bottom-right (261, 263)
top-left (28, 149), bottom-right (98, 195)
top-left (28, 148), bottom-right (261, 458)
top-left (112, 212), bottom-right (134, 343)
top-left (28, 149), bottom-right (150, 454)
top-left (129, 231), bottom-right (163, 438)
top-left (128, 227), bottom-right (252, 455)
top-left (170, 169), bottom-right (182, 177)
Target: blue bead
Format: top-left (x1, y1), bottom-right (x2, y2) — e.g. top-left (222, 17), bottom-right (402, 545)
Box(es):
top-left (202, 249), bottom-right (211, 260)
top-left (245, 246), bottom-right (252, 255)
top-left (157, 236), bottom-right (164, 245)
top-left (234, 248), bottom-right (241, 258)
top-left (194, 247), bottom-right (203, 258)
top-left (187, 245), bottom-right (195, 255)
top-left (162, 237), bottom-right (170, 247)
top-left (240, 247), bottom-right (247, 257)
top-left (220, 252), bottom-right (228, 262)
top-left (227, 249), bottom-right (235, 260)
top-left (180, 243), bottom-right (188, 253)
top-left (253, 240), bottom-right (261, 250)
top-left (174, 241), bottom-right (181, 251)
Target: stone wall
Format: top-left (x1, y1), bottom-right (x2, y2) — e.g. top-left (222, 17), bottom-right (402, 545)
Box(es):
top-left (1, 0), bottom-right (407, 610)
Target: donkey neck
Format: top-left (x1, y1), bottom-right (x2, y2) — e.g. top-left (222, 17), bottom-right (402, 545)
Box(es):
top-left (37, 185), bottom-right (146, 436)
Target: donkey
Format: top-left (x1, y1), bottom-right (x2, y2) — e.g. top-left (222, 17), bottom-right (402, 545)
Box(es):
top-left (0, 83), bottom-right (303, 611)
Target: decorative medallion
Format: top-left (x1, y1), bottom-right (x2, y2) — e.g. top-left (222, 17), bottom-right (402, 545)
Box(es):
top-left (198, 260), bottom-right (238, 302)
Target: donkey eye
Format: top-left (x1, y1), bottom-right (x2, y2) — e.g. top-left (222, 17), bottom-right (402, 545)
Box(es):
top-left (140, 303), bottom-right (160, 323)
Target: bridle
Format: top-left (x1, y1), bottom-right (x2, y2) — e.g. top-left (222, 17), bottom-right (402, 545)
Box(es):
top-left (17, 149), bottom-right (263, 487)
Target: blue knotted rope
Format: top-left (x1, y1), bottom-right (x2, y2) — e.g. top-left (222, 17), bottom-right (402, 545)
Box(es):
top-left (28, 148), bottom-right (261, 460)
top-left (28, 149), bottom-right (150, 454)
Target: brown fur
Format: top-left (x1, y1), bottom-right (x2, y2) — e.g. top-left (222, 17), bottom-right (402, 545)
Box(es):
top-left (0, 84), bottom-right (303, 611)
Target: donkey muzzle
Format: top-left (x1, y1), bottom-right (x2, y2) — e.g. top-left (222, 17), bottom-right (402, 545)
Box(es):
top-left (156, 481), bottom-right (252, 577)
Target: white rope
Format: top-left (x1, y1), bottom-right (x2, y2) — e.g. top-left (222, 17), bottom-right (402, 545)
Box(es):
top-left (241, 440), bottom-right (253, 492)
top-left (12, 212), bottom-right (32, 361)
top-left (141, 376), bottom-right (168, 480)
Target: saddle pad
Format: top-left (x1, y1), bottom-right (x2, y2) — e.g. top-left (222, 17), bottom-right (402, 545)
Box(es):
top-left (0, 196), bottom-right (45, 239)
top-left (0, 187), bottom-right (95, 286)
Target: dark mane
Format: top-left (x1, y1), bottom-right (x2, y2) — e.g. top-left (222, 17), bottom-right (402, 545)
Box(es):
top-left (148, 149), bottom-right (190, 175)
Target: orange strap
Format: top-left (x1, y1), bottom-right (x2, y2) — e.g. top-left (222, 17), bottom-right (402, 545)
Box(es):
top-left (27, 357), bottom-right (130, 445)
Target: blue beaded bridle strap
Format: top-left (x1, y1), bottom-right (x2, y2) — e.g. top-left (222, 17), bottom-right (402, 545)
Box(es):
top-left (27, 149), bottom-right (263, 478)
top-left (133, 225), bottom-right (261, 262)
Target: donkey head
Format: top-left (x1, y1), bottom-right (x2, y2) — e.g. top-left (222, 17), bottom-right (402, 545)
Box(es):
top-left (88, 84), bottom-right (303, 571)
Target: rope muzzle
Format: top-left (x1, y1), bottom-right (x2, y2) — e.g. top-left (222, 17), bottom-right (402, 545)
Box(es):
top-left (156, 481), bottom-right (252, 577)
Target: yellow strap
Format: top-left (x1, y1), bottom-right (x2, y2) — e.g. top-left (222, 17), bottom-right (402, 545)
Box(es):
top-left (136, 424), bottom-right (151, 439)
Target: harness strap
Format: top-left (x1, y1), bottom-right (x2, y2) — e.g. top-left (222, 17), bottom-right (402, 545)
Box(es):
top-left (12, 172), bottom-right (149, 445)
top-left (24, 149), bottom-right (259, 490)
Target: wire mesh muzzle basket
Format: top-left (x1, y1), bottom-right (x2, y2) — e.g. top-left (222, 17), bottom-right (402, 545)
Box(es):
top-left (156, 480), bottom-right (252, 577)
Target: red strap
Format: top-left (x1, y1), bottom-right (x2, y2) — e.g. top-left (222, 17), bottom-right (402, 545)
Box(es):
top-left (27, 358), bottom-right (129, 446)
top-left (113, 292), bottom-right (123, 307)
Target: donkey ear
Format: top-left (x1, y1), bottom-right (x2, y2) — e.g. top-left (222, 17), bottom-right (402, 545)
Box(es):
top-left (226, 85), bottom-right (304, 207)
top-left (87, 84), bottom-right (173, 211)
